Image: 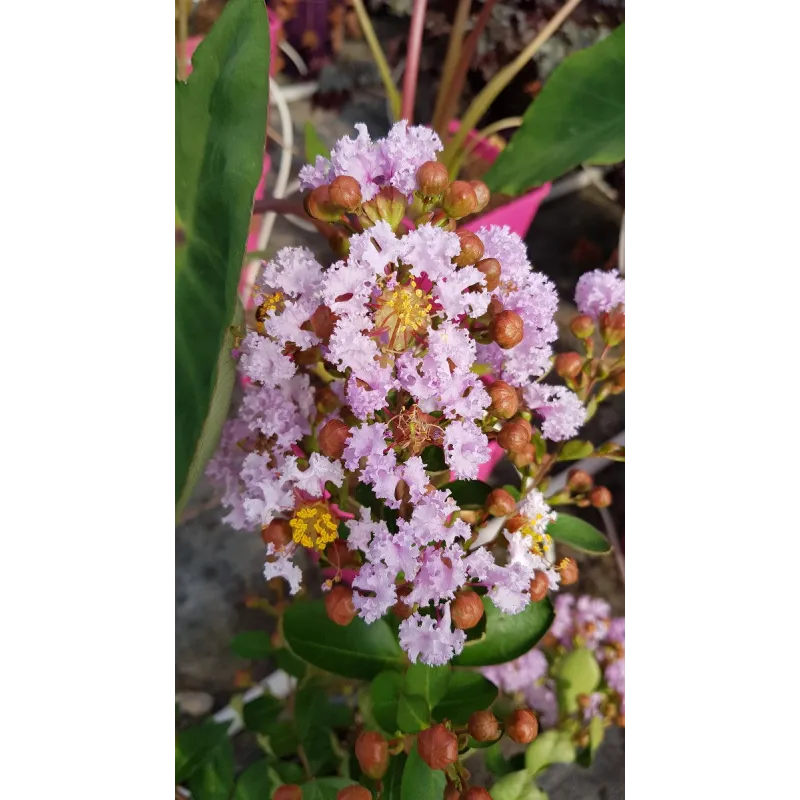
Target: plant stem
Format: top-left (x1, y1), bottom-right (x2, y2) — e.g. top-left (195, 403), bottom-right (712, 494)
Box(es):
top-left (402, 0), bottom-right (429, 123)
top-left (442, 0), bottom-right (584, 171)
top-left (448, 115), bottom-right (524, 177)
top-left (351, 0), bottom-right (402, 120)
top-left (430, 0), bottom-right (472, 134)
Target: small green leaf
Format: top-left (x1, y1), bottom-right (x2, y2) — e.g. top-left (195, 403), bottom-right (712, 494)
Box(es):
top-left (490, 770), bottom-right (548, 800)
top-left (596, 442), bottom-right (625, 462)
top-left (305, 121), bottom-right (330, 163)
top-left (401, 744), bottom-right (446, 800)
top-left (371, 670), bottom-right (405, 734)
top-left (554, 648), bottom-right (602, 714)
top-left (556, 440), bottom-right (594, 461)
top-left (243, 694), bottom-right (283, 735)
top-left (485, 741), bottom-right (512, 777)
top-left (230, 631), bottom-right (274, 660)
top-left (524, 730), bottom-right (576, 776)
top-left (397, 693), bottom-right (430, 733)
top-left (547, 513), bottom-right (610, 554)
top-left (176, 721), bottom-right (230, 783)
top-left (452, 597), bottom-right (554, 667)
top-left (302, 778), bottom-right (358, 800)
top-left (274, 647), bottom-right (308, 678)
top-left (264, 721), bottom-right (299, 758)
top-left (502, 484), bottom-right (521, 501)
top-left (441, 480), bottom-right (493, 509)
top-left (187, 735), bottom-right (235, 800)
top-left (432, 672), bottom-right (497, 725)
top-left (404, 663), bottom-right (451, 708)
top-left (532, 432), bottom-right (547, 463)
top-left (233, 758), bottom-right (277, 800)
top-left (421, 445), bottom-right (447, 472)
top-left (383, 753), bottom-right (407, 800)
top-left (589, 715), bottom-right (605, 758)
top-left (283, 600), bottom-right (406, 679)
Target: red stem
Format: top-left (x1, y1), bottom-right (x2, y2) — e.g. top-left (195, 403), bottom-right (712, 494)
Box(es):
top-left (401, 0), bottom-right (428, 123)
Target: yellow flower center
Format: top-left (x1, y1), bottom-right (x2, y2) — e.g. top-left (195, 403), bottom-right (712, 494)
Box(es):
top-left (289, 504), bottom-right (338, 551)
top-left (375, 279), bottom-right (432, 351)
top-left (520, 515), bottom-right (552, 556)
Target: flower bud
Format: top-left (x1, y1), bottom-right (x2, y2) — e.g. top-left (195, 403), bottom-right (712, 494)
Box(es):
top-left (262, 518), bottom-right (291, 549)
top-left (355, 730), bottom-right (389, 779)
top-left (558, 557), bottom-right (579, 585)
top-left (555, 352), bottom-right (583, 379)
top-left (462, 789), bottom-right (493, 800)
top-left (451, 591), bottom-right (485, 630)
top-left (273, 786), bottom-right (302, 800)
top-left (453, 230), bottom-right (485, 267)
top-left (417, 724), bottom-right (459, 770)
top-left (570, 314), bottom-right (595, 340)
top-left (316, 385), bottom-right (340, 414)
top-left (324, 584), bottom-right (357, 626)
top-left (444, 786), bottom-right (460, 800)
top-left (612, 369), bottom-right (625, 392)
top-left (329, 175), bottom-right (362, 211)
top-left (485, 488), bottom-right (517, 517)
top-left (529, 570), bottom-right (550, 602)
top-left (497, 419), bottom-right (532, 453)
top-left (319, 418), bottom-right (351, 460)
top-left (329, 229), bottom-right (351, 259)
top-left (469, 180), bottom-right (491, 213)
top-left (505, 709), bottom-right (538, 744)
top-left (363, 186), bottom-right (408, 230)
top-left (305, 185), bottom-right (343, 222)
top-left (468, 710), bottom-right (500, 743)
top-left (442, 181), bottom-right (478, 218)
top-left (488, 296), bottom-right (504, 317)
top-left (490, 310), bottom-right (524, 349)
top-left (416, 161), bottom-right (450, 197)
top-left (475, 258), bottom-right (501, 292)
top-left (509, 443), bottom-right (536, 468)
top-left (487, 380), bottom-right (519, 420)
top-left (294, 345), bottom-right (322, 366)
top-left (505, 514), bottom-right (526, 533)
top-left (336, 787), bottom-right (372, 800)
top-left (310, 305), bottom-right (338, 342)
top-left (567, 469), bottom-right (594, 494)
top-left (589, 486), bottom-right (612, 508)
top-left (599, 308), bottom-right (625, 346)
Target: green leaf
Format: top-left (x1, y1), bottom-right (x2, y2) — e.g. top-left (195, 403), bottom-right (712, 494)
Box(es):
top-left (283, 600), bottom-right (406, 679)
top-left (230, 631), bottom-right (274, 660)
top-left (401, 744), bottom-right (446, 800)
top-left (187, 735), bottom-right (235, 800)
top-left (595, 442), bottom-right (625, 462)
top-left (233, 758), bottom-right (277, 800)
top-left (589, 715), bottom-right (605, 758)
top-left (383, 753), bottom-right (407, 800)
top-left (176, 721), bottom-right (230, 783)
top-left (432, 672), bottom-right (497, 725)
top-left (556, 440), bottom-right (594, 461)
top-left (485, 24), bottom-right (624, 194)
top-left (243, 694), bottom-right (283, 735)
top-left (263, 721), bottom-right (299, 758)
top-left (547, 513), bottom-right (610, 554)
top-left (502, 484), bottom-right (521, 501)
top-left (554, 647), bottom-right (602, 714)
top-left (175, 0), bottom-right (270, 513)
top-left (490, 770), bottom-right (548, 800)
top-left (397, 693), bottom-right (430, 733)
top-left (421, 445), bottom-right (447, 472)
top-left (486, 741), bottom-right (512, 777)
top-left (404, 663), bottom-right (451, 709)
top-left (305, 121), bottom-right (330, 163)
top-left (371, 670), bottom-right (405, 734)
top-left (524, 730), bottom-right (576, 776)
top-left (452, 597), bottom-right (554, 667)
top-left (441, 480), bottom-right (493, 509)
top-left (274, 647), bottom-right (308, 679)
top-left (302, 778), bottom-right (358, 800)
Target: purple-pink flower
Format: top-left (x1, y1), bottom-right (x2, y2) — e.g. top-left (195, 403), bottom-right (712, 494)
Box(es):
top-left (575, 268), bottom-right (625, 320)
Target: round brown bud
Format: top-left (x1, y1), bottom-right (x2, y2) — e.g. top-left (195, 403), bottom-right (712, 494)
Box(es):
top-left (509, 443), bottom-right (536, 469)
top-left (316, 385), bottom-right (340, 414)
top-left (613, 369), bottom-right (625, 391)
top-left (336, 787), bottom-right (372, 800)
top-left (555, 352), bottom-right (583, 379)
top-left (490, 310), bottom-right (524, 349)
top-left (468, 710), bottom-right (500, 743)
top-left (453, 230), bottom-right (485, 267)
top-left (469, 180), bottom-right (491, 213)
top-left (570, 314), bottom-right (595, 340)
top-left (462, 789), bottom-right (493, 800)
top-left (444, 787), bottom-right (460, 800)
top-left (558, 557), bottom-right (579, 585)
top-left (442, 181), bottom-right (478, 218)
top-left (417, 724), bottom-right (458, 770)
top-left (475, 258), bottom-right (501, 292)
top-left (487, 380), bottom-right (519, 419)
top-left (529, 570), bottom-right (550, 602)
top-left (324, 584), bottom-right (357, 626)
top-left (319, 418), bottom-right (351, 460)
top-left (273, 786), bottom-right (302, 800)
top-left (505, 514), bottom-right (527, 533)
top-left (451, 591), bottom-right (485, 630)
top-left (497, 419), bottom-right (532, 453)
top-left (305, 185), bottom-right (343, 222)
top-left (261, 518), bottom-right (291, 549)
top-left (416, 161), bottom-right (450, 197)
top-left (599, 308), bottom-right (625, 346)
top-left (329, 175), bottom-right (362, 211)
top-left (310, 305), bottom-right (337, 341)
top-left (567, 469), bottom-right (594, 494)
top-left (355, 730), bottom-right (389, 779)
top-left (589, 486), bottom-right (612, 508)
top-left (505, 709), bottom-right (539, 744)
top-left (485, 488), bottom-right (517, 517)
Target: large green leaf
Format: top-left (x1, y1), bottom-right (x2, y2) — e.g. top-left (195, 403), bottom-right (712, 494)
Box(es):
top-left (547, 513), bottom-right (610, 554)
top-left (452, 597), bottom-right (554, 667)
top-left (397, 693), bottom-right (430, 733)
top-left (175, 0), bottom-right (270, 513)
top-left (230, 630), bottom-right (274, 659)
top-left (432, 671), bottom-right (497, 725)
top-left (442, 480), bottom-right (493, 509)
top-left (490, 770), bottom-right (547, 800)
top-left (524, 730), bottom-right (576, 776)
top-left (176, 720), bottom-right (230, 783)
top-left (233, 758), bottom-right (277, 800)
top-left (283, 600), bottom-right (406, 679)
top-left (485, 24), bottom-right (624, 194)
top-left (187, 735), bottom-right (235, 800)
top-left (404, 663), bottom-right (451, 709)
top-left (383, 753), bottom-right (407, 800)
top-left (242, 693), bottom-right (283, 734)
top-left (371, 670), bottom-right (405, 733)
top-left (401, 744), bottom-right (446, 800)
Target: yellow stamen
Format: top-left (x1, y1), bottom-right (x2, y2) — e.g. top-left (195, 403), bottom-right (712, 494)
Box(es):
top-left (289, 504), bottom-right (338, 551)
